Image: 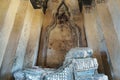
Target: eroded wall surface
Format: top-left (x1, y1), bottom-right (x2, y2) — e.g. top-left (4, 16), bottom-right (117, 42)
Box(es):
top-left (0, 0), bottom-right (120, 80)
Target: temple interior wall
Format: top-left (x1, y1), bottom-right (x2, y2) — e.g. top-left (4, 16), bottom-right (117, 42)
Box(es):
top-left (0, 0), bottom-right (120, 80)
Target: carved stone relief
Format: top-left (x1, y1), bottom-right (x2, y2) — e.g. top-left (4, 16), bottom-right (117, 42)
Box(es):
top-left (41, 1), bottom-right (82, 68)
top-left (14, 48), bottom-right (108, 80)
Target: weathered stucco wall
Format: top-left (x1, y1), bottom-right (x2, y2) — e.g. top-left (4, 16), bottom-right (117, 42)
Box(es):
top-left (0, 0), bottom-right (43, 80)
top-left (0, 0), bottom-right (120, 80)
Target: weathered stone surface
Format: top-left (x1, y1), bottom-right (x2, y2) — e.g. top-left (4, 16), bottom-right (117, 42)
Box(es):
top-left (73, 58), bottom-right (98, 71)
top-left (64, 47), bottom-right (93, 64)
top-left (14, 48), bottom-right (108, 80)
top-left (45, 66), bottom-right (73, 80)
top-left (14, 68), bottom-right (45, 80)
top-left (65, 47), bottom-right (93, 59)
top-left (77, 74), bottom-right (108, 80)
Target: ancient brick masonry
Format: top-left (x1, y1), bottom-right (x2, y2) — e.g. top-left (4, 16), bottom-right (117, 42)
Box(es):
top-left (14, 48), bottom-right (108, 80)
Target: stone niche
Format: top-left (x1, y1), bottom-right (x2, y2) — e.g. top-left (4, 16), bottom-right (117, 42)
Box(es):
top-left (40, 1), bottom-right (82, 68)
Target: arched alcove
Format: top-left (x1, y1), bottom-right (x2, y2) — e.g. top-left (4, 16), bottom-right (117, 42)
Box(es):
top-left (39, 1), bottom-right (82, 68)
